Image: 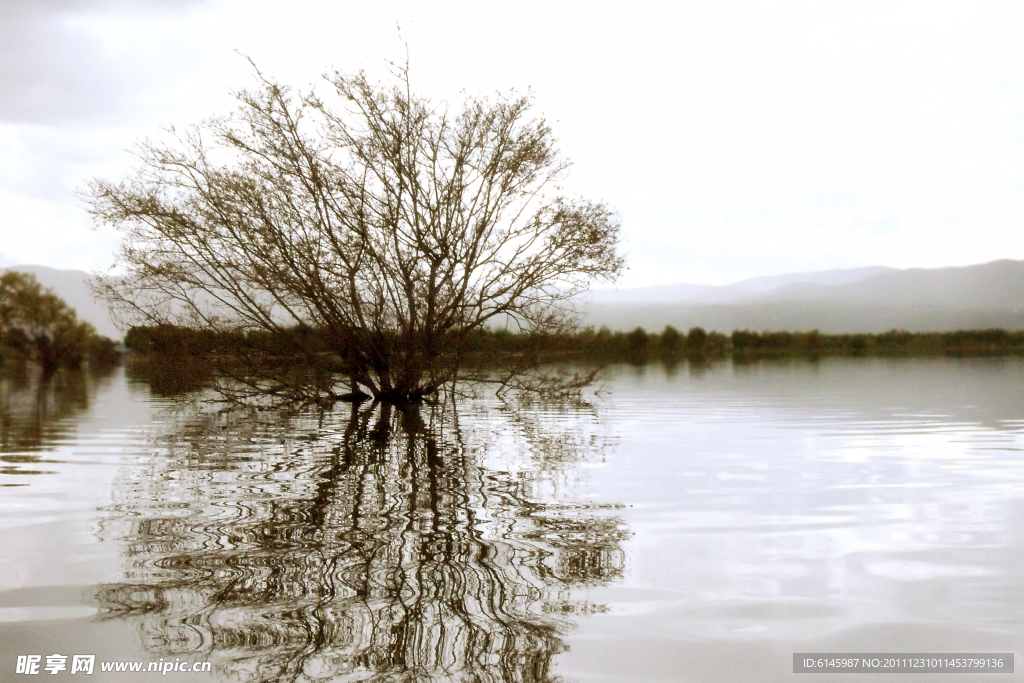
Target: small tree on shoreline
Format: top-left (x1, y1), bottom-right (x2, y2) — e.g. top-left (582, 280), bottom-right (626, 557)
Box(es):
top-left (86, 61), bottom-right (623, 403)
top-left (0, 271), bottom-right (117, 373)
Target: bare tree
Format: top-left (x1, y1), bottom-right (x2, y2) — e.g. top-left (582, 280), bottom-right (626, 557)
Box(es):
top-left (85, 61), bottom-right (623, 403)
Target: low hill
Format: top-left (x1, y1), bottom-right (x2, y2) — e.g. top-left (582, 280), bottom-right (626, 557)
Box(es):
top-left (584, 260), bottom-right (1024, 333)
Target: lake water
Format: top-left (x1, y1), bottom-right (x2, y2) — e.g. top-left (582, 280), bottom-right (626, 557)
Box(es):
top-left (2, 358), bottom-right (1023, 682)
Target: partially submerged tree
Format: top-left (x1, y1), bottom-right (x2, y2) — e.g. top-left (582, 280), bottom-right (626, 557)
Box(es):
top-left (0, 271), bottom-right (117, 373)
top-left (86, 62), bottom-right (623, 403)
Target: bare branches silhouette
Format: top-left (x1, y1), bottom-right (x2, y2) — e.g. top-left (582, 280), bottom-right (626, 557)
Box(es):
top-left (86, 60), bottom-right (623, 405)
top-left (97, 398), bottom-right (627, 682)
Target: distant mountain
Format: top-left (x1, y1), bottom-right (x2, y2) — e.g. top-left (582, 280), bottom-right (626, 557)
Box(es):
top-left (586, 265), bottom-right (896, 305)
top-left (755, 260), bottom-right (1024, 308)
top-left (1, 265), bottom-right (121, 340)
top-left (583, 260), bottom-right (1024, 333)
top-left (726, 265), bottom-right (899, 295)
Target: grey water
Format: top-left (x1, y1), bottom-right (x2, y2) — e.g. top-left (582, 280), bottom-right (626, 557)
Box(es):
top-left (2, 358), bottom-right (1023, 682)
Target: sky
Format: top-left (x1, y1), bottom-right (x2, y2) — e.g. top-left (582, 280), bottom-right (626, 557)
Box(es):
top-left (1, 0), bottom-right (1024, 289)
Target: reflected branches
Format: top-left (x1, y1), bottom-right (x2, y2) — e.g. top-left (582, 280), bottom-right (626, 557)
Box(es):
top-left (97, 398), bottom-right (627, 681)
top-left (0, 366), bottom-right (116, 480)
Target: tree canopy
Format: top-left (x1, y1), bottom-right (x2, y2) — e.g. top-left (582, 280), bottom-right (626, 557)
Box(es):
top-left (0, 271), bottom-right (117, 373)
top-left (86, 62), bottom-right (623, 403)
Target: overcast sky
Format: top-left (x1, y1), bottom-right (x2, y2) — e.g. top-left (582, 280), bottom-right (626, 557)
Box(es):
top-left (2, 0), bottom-right (1023, 288)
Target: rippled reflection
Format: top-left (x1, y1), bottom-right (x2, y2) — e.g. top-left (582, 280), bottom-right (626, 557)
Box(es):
top-left (96, 398), bottom-right (627, 681)
top-left (0, 367), bottom-right (114, 480)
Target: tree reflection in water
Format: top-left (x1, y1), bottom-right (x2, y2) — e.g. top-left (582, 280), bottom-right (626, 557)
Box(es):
top-left (1, 367), bottom-right (114, 478)
top-left (97, 398), bottom-right (628, 682)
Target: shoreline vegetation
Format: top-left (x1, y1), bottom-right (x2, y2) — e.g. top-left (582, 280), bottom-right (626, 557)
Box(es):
top-left (0, 272), bottom-right (119, 375)
top-left (123, 324), bottom-right (1024, 398)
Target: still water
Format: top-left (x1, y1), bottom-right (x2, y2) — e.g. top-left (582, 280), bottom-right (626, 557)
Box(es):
top-left (1, 359), bottom-right (1023, 682)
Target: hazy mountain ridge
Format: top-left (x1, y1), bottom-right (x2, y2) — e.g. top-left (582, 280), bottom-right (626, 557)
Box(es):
top-left (584, 259), bottom-right (1024, 333)
top-left (586, 266), bottom-right (897, 305)
top-left (748, 260), bottom-right (1024, 307)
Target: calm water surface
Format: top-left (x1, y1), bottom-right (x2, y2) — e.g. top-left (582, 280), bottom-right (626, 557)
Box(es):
top-left (1, 359), bottom-right (1023, 682)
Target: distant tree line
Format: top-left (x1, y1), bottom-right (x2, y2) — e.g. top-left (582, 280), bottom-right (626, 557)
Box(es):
top-left (724, 328), bottom-right (1024, 359)
top-left (468, 326), bottom-right (1024, 360)
top-left (123, 323), bottom-right (1024, 381)
top-left (0, 272), bottom-right (119, 374)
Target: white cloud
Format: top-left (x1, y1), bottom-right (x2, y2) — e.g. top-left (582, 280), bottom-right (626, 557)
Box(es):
top-left (0, 0), bottom-right (210, 125)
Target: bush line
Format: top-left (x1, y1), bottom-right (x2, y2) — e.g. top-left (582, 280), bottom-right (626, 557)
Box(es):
top-left (124, 324), bottom-right (1024, 365)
